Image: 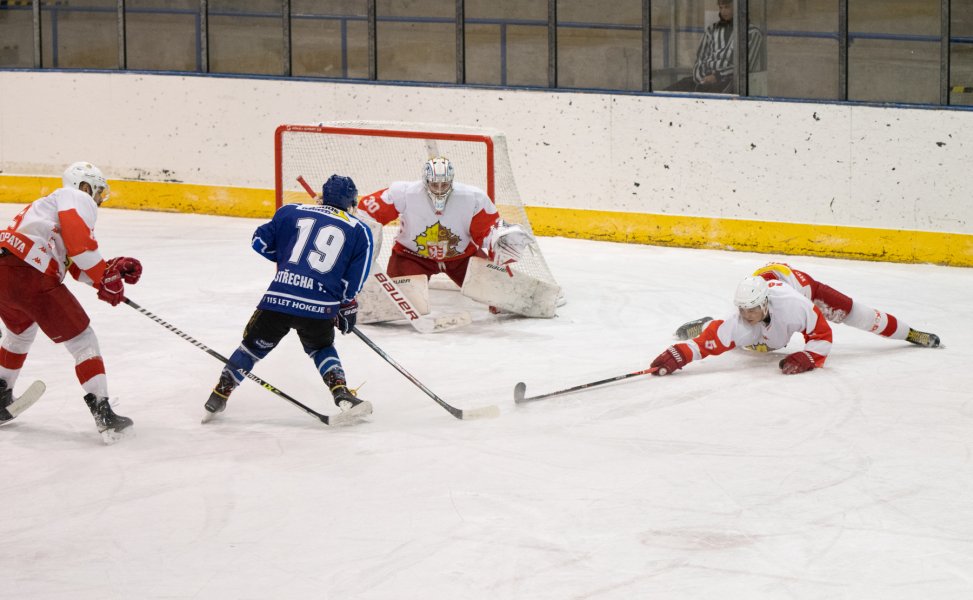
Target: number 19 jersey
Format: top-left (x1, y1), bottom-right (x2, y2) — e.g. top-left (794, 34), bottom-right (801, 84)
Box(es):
top-left (251, 203), bottom-right (374, 319)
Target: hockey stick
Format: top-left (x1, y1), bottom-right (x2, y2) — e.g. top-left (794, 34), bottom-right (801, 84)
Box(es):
top-left (514, 367), bottom-right (658, 404)
top-left (352, 327), bottom-right (499, 420)
top-left (123, 298), bottom-right (352, 426)
top-left (297, 175), bottom-right (471, 334)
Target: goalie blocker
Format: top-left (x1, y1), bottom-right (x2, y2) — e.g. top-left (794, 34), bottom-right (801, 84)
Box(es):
top-left (461, 256), bottom-right (560, 318)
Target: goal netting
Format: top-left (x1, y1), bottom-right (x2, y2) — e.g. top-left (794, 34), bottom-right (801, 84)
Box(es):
top-left (274, 121), bottom-right (560, 292)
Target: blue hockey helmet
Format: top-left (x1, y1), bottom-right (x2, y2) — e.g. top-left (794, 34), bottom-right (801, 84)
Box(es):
top-left (321, 174), bottom-right (358, 211)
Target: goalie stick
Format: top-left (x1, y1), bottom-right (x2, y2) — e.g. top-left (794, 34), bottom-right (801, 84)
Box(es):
top-left (352, 327), bottom-right (500, 420)
top-left (123, 298), bottom-right (357, 426)
top-left (514, 367), bottom-right (658, 404)
top-left (296, 175), bottom-right (471, 334)
top-left (0, 380), bottom-right (46, 426)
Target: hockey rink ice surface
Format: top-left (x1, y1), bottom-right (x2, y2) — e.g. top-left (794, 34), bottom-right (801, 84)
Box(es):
top-left (2, 204), bottom-right (972, 600)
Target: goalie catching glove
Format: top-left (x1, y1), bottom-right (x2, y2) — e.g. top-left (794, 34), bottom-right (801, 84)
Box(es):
top-left (486, 222), bottom-right (532, 266)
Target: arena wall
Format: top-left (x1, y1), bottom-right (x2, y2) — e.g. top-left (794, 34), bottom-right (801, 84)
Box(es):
top-left (1, 71), bottom-right (971, 265)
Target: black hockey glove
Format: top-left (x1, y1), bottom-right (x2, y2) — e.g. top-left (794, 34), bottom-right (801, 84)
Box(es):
top-left (335, 300), bottom-right (358, 334)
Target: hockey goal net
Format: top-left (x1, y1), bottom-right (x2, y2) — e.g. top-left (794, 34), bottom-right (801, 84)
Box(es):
top-left (274, 121), bottom-right (560, 291)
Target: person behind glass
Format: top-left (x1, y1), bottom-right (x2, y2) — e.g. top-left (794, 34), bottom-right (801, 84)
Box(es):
top-left (665, 0), bottom-right (764, 94)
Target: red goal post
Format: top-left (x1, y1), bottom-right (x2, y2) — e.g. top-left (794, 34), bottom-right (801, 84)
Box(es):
top-left (275, 124), bottom-right (498, 207)
top-left (273, 121), bottom-right (560, 289)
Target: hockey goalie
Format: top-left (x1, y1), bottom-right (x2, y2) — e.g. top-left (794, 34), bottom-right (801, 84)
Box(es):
top-left (355, 156), bottom-right (560, 322)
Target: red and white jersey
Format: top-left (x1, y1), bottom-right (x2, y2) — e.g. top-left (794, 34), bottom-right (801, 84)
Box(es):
top-left (0, 187), bottom-right (108, 285)
top-left (357, 180), bottom-right (500, 262)
top-left (675, 280), bottom-right (833, 368)
top-left (752, 262), bottom-right (814, 300)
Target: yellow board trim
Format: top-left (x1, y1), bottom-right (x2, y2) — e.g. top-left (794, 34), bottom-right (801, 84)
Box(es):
top-left (0, 176), bottom-right (276, 219)
top-left (2, 176), bottom-right (971, 267)
top-left (524, 206), bottom-right (973, 268)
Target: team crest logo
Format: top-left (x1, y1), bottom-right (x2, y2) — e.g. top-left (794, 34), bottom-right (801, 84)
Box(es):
top-left (414, 222), bottom-right (461, 260)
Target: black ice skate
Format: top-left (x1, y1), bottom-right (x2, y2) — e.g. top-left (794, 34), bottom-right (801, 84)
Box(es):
top-left (674, 316), bottom-right (713, 341)
top-left (202, 390), bottom-right (228, 421)
top-left (202, 372), bottom-right (237, 423)
top-left (324, 367), bottom-right (372, 421)
top-left (84, 394), bottom-right (133, 444)
top-left (906, 328), bottom-right (941, 348)
top-left (0, 379), bottom-right (45, 426)
top-left (0, 379), bottom-right (13, 423)
top-left (332, 385), bottom-right (373, 419)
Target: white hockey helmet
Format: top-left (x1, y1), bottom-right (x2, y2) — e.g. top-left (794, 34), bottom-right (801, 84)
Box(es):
top-left (62, 161), bottom-right (110, 204)
top-left (734, 276), bottom-right (769, 310)
top-left (423, 156), bottom-right (454, 213)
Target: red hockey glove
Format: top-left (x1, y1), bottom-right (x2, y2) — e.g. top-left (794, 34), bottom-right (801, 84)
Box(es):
top-left (106, 256), bottom-right (142, 284)
top-left (650, 345), bottom-right (686, 376)
top-left (97, 269), bottom-right (125, 306)
top-left (779, 351), bottom-right (815, 375)
top-left (334, 300), bottom-right (358, 334)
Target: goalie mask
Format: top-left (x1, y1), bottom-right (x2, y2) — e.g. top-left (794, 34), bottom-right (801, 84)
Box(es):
top-left (63, 161), bottom-right (110, 205)
top-left (423, 157), bottom-right (454, 214)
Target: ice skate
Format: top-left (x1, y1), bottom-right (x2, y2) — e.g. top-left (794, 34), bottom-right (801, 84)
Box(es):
top-left (0, 380), bottom-right (45, 426)
top-left (202, 390), bottom-right (228, 423)
top-left (202, 372), bottom-right (236, 423)
top-left (84, 393), bottom-right (133, 444)
top-left (332, 385), bottom-right (373, 420)
top-left (906, 328), bottom-right (941, 348)
top-left (0, 380), bottom-right (13, 423)
top-left (674, 316), bottom-right (713, 340)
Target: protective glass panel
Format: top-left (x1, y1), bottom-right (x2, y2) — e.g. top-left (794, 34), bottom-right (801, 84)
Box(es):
top-left (950, 2), bottom-right (973, 106)
top-left (41, 0), bottom-right (118, 69)
top-left (0, 2), bottom-right (33, 67)
top-left (465, 0), bottom-right (547, 87)
top-left (848, 0), bottom-right (940, 104)
top-left (653, 0), bottom-right (748, 95)
top-left (126, 0), bottom-right (199, 72)
top-left (292, 0), bottom-right (368, 79)
top-left (377, 0), bottom-right (455, 83)
top-left (760, 0), bottom-right (838, 99)
top-left (556, 0), bottom-right (642, 91)
top-left (208, 0), bottom-right (284, 76)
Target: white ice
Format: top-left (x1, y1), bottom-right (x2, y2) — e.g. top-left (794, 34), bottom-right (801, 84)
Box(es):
top-left (2, 204), bottom-right (972, 600)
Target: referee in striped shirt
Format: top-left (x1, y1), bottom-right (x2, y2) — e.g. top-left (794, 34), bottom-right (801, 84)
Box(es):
top-left (666, 0), bottom-right (764, 94)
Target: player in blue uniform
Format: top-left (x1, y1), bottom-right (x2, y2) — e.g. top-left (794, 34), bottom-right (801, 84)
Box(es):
top-left (203, 174), bottom-right (375, 420)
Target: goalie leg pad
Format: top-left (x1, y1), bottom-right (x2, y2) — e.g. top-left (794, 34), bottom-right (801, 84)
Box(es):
top-left (357, 274), bottom-right (431, 324)
top-left (461, 257), bottom-right (560, 318)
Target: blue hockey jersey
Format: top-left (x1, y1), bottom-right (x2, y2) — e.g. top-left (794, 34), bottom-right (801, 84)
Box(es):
top-left (251, 203), bottom-right (374, 319)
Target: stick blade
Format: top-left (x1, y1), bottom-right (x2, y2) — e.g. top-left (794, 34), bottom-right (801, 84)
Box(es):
top-left (414, 311), bottom-right (473, 334)
top-left (328, 400), bottom-right (374, 426)
top-left (459, 404), bottom-right (501, 420)
top-left (513, 382), bottom-right (527, 404)
top-left (0, 380), bottom-right (46, 425)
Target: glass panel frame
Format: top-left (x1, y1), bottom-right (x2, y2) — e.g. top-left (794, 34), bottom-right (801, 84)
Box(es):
top-left (125, 0), bottom-right (200, 72)
top-left (207, 0), bottom-right (285, 76)
top-left (41, 0), bottom-right (118, 69)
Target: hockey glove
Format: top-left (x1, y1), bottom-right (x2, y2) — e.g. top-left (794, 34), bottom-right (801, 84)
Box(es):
top-left (97, 269), bottom-right (125, 307)
top-left (106, 256), bottom-right (142, 284)
top-left (779, 351), bottom-right (815, 375)
top-left (487, 223), bottom-right (532, 266)
top-left (650, 345), bottom-right (687, 376)
top-left (334, 300), bottom-right (358, 335)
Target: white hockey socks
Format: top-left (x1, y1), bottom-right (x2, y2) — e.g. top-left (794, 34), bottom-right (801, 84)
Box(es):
top-left (845, 302), bottom-right (908, 340)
